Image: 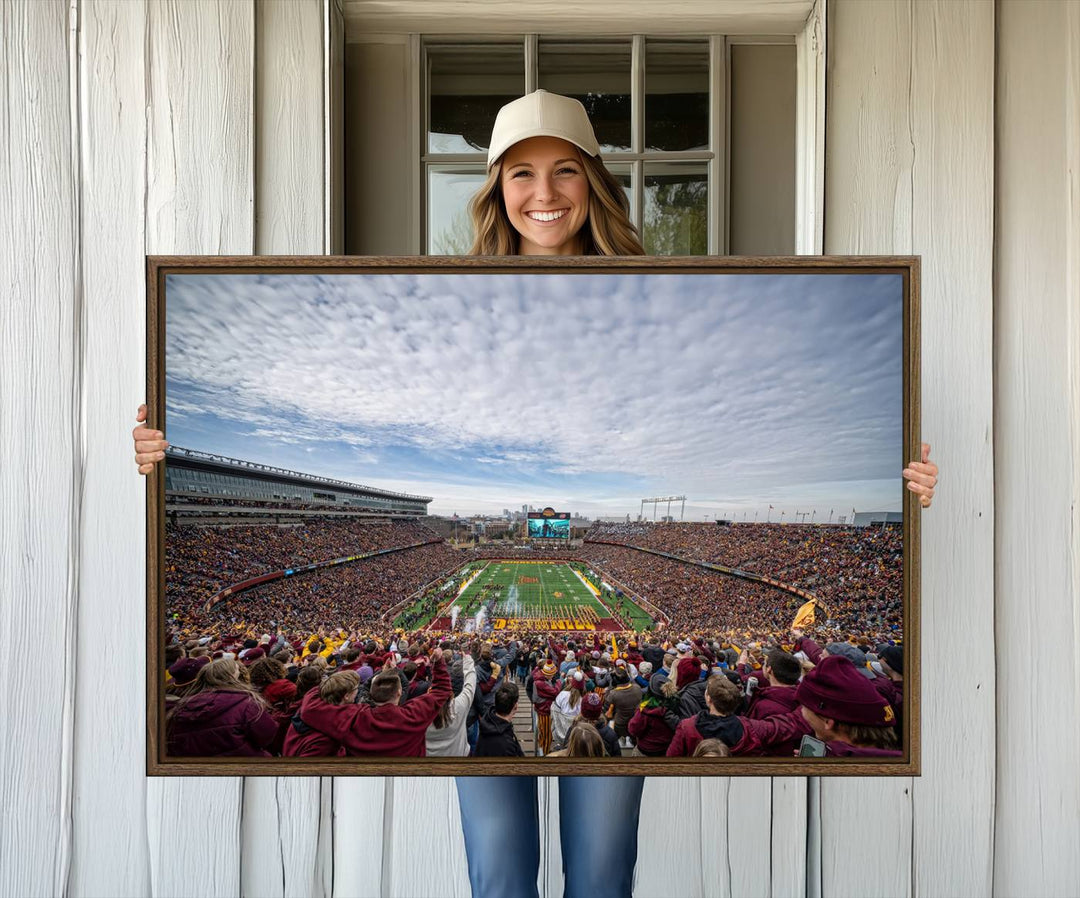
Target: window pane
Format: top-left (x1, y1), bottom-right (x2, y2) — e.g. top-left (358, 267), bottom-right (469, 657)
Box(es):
top-left (643, 163), bottom-right (707, 255)
top-left (645, 40), bottom-right (709, 152)
top-left (428, 167), bottom-right (487, 254)
top-left (538, 41), bottom-right (632, 153)
top-left (604, 163), bottom-right (634, 220)
top-left (428, 44), bottom-right (524, 154)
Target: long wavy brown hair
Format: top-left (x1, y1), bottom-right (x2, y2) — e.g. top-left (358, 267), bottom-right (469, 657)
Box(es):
top-left (468, 150), bottom-right (644, 256)
top-left (563, 719), bottom-right (606, 757)
top-left (167, 657), bottom-right (265, 720)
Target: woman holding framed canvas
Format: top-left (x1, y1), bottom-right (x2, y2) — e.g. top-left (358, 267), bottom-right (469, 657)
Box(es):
top-left (133, 90), bottom-right (939, 898)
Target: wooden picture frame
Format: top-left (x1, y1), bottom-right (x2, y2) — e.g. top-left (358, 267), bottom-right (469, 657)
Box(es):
top-left (146, 255), bottom-right (920, 777)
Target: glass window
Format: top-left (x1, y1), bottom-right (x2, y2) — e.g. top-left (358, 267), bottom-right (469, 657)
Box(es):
top-left (538, 40), bottom-right (632, 153)
top-left (604, 162), bottom-right (634, 215)
top-left (645, 40), bottom-right (710, 152)
top-left (421, 35), bottom-right (794, 255)
top-left (428, 166), bottom-right (488, 254)
top-left (427, 44), bottom-right (525, 154)
top-left (643, 162), bottom-right (708, 255)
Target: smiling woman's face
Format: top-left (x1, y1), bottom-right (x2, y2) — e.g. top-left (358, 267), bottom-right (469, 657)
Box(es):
top-left (499, 136), bottom-right (590, 255)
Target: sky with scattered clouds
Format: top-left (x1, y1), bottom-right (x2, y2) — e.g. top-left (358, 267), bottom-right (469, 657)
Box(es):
top-left (166, 271), bottom-right (904, 519)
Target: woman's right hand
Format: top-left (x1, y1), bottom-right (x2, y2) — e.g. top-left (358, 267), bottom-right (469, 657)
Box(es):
top-left (133, 403), bottom-right (169, 474)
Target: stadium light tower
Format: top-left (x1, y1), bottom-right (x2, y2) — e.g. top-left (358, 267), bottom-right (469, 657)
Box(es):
top-left (641, 495), bottom-right (686, 521)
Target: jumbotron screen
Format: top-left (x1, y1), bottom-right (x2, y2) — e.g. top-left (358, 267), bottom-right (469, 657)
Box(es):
top-left (527, 508), bottom-right (570, 539)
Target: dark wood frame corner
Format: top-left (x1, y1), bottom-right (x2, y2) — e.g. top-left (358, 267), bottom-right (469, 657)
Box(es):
top-left (146, 255), bottom-right (921, 777)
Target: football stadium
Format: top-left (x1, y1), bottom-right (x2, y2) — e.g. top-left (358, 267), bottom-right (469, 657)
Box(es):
top-left (163, 446), bottom-right (905, 760)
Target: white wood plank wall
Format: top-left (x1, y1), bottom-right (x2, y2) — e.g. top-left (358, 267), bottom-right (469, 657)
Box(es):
top-left (994, 2), bottom-right (1080, 895)
top-left (1, 2), bottom-right (1077, 897)
top-left (825, 4), bottom-right (996, 897)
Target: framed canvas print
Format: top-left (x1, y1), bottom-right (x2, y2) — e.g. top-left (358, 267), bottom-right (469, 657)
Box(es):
top-left (146, 256), bottom-right (920, 776)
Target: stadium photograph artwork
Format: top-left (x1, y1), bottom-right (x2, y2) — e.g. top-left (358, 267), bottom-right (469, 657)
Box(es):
top-left (146, 256), bottom-right (920, 776)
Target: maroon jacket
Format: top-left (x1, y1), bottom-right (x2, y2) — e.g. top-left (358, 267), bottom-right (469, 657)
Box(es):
top-left (729, 709), bottom-right (812, 757)
top-left (283, 722), bottom-right (344, 757)
top-left (299, 657), bottom-right (451, 756)
top-left (531, 667), bottom-right (561, 715)
top-left (747, 683), bottom-right (799, 719)
top-left (627, 706), bottom-right (675, 755)
top-left (666, 711), bottom-right (746, 757)
top-left (167, 690), bottom-right (278, 757)
top-left (729, 710), bottom-right (899, 757)
top-left (745, 684), bottom-right (804, 757)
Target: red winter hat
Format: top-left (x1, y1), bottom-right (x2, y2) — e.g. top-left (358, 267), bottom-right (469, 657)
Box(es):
top-left (263, 679), bottom-right (298, 704)
top-left (580, 692), bottom-right (604, 720)
top-left (795, 655), bottom-right (895, 727)
top-left (168, 656), bottom-right (209, 687)
top-left (675, 657), bottom-right (702, 690)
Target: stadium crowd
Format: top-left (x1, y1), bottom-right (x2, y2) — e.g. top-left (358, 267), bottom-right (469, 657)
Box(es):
top-left (163, 518), bottom-right (906, 762)
top-left (166, 518), bottom-right (453, 636)
top-left (164, 626), bottom-right (905, 761)
top-left (582, 521), bottom-right (902, 639)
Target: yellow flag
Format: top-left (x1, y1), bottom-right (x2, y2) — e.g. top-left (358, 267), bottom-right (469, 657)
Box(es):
top-left (792, 599), bottom-right (816, 630)
top-left (611, 635), bottom-right (619, 659)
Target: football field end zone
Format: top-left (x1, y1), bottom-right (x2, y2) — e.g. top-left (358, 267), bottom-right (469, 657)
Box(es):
top-left (426, 559), bottom-right (620, 633)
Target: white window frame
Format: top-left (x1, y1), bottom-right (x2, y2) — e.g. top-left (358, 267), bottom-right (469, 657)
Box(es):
top-left (407, 0), bottom-right (825, 256)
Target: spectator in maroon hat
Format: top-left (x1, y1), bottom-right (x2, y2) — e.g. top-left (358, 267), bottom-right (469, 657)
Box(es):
top-left (579, 693), bottom-right (621, 757)
top-left (166, 657), bottom-right (277, 757)
top-left (256, 669), bottom-right (300, 756)
top-left (166, 656), bottom-right (210, 711)
top-left (731, 656), bottom-right (900, 757)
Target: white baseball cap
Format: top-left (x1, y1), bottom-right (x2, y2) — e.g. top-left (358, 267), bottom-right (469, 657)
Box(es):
top-left (486, 90), bottom-right (601, 169)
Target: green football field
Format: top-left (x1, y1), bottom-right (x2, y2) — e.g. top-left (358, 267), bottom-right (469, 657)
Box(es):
top-left (451, 561), bottom-right (611, 621)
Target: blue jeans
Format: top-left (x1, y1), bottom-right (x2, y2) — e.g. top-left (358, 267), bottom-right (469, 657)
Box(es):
top-left (455, 776), bottom-right (645, 898)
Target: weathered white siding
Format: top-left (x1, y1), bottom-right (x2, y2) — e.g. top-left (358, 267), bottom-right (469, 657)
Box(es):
top-left (0, 2), bottom-right (78, 895)
top-left (1, 2), bottom-right (1077, 897)
top-left (825, 2), bottom-right (997, 896)
top-left (994, 1), bottom-right (1080, 895)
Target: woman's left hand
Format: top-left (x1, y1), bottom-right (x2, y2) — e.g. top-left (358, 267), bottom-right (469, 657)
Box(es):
top-left (903, 442), bottom-right (938, 508)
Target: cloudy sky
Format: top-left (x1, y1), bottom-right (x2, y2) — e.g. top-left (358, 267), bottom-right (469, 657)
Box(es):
top-left (165, 271), bottom-right (904, 519)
